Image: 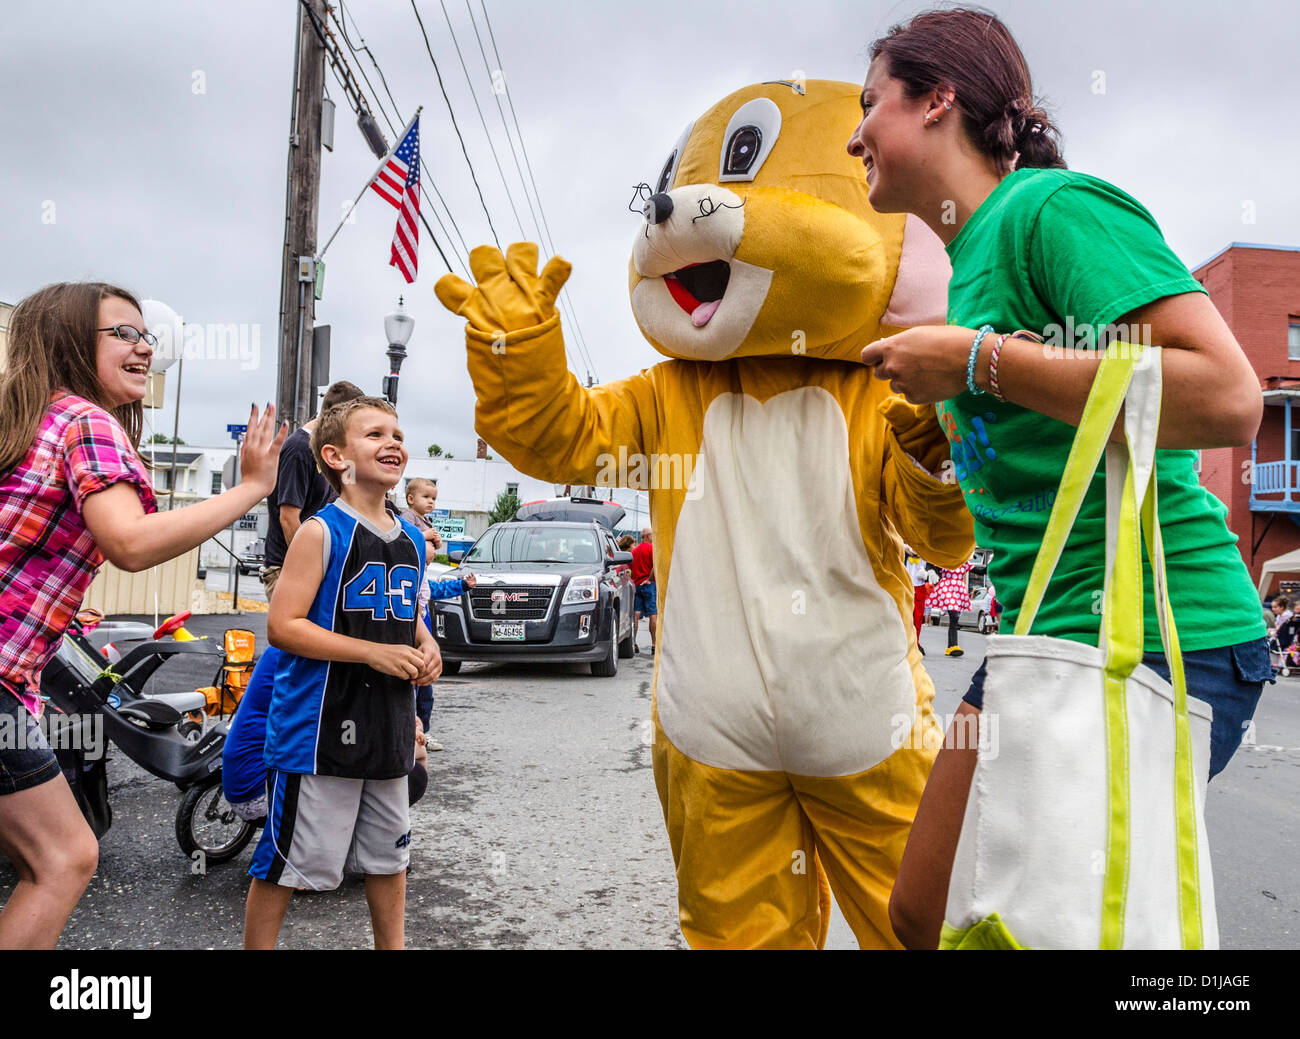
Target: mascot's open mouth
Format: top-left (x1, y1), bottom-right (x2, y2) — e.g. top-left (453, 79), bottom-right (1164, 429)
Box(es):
top-left (663, 261), bottom-right (731, 328)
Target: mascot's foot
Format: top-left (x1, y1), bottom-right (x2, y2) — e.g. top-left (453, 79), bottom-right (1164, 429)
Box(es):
top-left (945, 645), bottom-right (964, 657)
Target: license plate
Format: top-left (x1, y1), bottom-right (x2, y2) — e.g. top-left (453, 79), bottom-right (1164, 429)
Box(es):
top-left (491, 621), bottom-right (526, 641)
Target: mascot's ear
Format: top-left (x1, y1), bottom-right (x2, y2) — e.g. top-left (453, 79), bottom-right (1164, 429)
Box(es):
top-left (881, 214), bottom-right (952, 328)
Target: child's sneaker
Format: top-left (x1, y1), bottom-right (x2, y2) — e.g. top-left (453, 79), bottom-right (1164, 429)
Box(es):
top-left (945, 645), bottom-right (964, 657)
top-left (425, 734), bottom-right (444, 751)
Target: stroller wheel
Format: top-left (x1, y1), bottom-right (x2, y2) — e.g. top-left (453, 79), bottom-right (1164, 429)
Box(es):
top-left (176, 773), bottom-right (256, 864)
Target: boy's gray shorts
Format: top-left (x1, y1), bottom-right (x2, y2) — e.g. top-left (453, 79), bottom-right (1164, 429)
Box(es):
top-left (248, 770), bottom-right (411, 890)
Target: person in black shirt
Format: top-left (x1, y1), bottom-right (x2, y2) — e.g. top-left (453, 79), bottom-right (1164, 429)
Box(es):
top-left (260, 381), bottom-right (364, 600)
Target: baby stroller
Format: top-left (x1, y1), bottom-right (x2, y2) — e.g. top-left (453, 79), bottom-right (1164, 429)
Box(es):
top-left (43, 610), bottom-right (259, 862)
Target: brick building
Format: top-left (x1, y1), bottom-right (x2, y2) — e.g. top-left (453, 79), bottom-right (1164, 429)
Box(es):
top-left (1192, 243), bottom-right (1300, 594)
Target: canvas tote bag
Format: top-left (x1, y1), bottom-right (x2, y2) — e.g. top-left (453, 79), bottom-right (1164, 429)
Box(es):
top-left (941, 345), bottom-right (1217, 950)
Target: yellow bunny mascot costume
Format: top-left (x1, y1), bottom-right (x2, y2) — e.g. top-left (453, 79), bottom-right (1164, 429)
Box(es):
top-left (437, 80), bottom-right (974, 949)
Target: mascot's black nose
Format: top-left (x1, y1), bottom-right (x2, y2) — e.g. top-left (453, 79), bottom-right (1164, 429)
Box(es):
top-left (643, 192), bottom-right (674, 225)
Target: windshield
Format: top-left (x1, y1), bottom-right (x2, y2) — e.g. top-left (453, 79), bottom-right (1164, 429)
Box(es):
top-left (466, 525), bottom-right (601, 564)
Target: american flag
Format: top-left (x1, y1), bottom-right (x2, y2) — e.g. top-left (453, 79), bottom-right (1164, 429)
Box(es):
top-left (369, 113), bottom-right (421, 283)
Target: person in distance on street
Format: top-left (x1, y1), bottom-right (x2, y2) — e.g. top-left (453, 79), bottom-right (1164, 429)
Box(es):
top-left (402, 476), bottom-right (446, 749)
top-left (417, 571), bottom-right (478, 750)
top-left (630, 527), bottom-right (656, 653)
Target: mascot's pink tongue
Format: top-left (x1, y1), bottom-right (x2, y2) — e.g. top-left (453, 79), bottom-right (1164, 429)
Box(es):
top-left (663, 272), bottom-right (722, 328)
top-left (691, 299), bottom-right (722, 327)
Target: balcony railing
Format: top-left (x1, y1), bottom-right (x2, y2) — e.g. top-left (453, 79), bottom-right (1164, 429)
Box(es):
top-left (1250, 460), bottom-right (1300, 512)
top-left (1253, 460), bottom-right (1299, 496)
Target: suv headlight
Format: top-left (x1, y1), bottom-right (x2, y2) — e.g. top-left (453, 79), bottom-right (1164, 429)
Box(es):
top-left (562, 576), bottom-right (598, 604)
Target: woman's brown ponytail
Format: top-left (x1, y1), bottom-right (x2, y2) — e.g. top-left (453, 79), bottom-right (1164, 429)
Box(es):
top-left (870, 6), bottom-right (1066, 174)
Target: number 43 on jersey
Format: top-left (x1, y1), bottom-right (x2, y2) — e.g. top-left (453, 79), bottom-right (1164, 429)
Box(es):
top-left (343, 563), bottom-right (420, 621)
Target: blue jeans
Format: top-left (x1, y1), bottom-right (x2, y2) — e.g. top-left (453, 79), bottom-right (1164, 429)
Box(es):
top-left (416, 684), bottom-right (433, 732)
top-left (961, 637), bottom-right (1270, 779)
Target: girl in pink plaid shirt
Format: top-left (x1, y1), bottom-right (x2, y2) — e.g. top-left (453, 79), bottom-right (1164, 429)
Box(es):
top-left (0, 282), bottom-right (286, 948)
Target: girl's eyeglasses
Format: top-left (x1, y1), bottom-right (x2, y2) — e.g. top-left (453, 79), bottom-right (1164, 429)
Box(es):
top-left (98, 324), bottom-right (158, 347)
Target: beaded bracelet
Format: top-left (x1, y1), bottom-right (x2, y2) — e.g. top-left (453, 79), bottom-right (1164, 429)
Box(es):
top-left (988, 329), bottom-right (1046, 403)
top-left (988, 333), bottom-right (1009, 402)
top-left (966, 325), bottom-right (994, 396)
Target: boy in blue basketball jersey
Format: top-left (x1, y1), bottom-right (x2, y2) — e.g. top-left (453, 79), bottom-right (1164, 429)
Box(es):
top-left (245, 396), bottom-right (441, 949)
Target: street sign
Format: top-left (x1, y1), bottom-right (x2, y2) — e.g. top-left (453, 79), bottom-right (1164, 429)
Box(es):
top-left (221, 456), bottom-right (236, 491)
top-left (431, 517), bottom-right (466, 539)
top-left (430, 509), bottom-right (450, 519)
top-left (226, 424), bottom-right (247, 439)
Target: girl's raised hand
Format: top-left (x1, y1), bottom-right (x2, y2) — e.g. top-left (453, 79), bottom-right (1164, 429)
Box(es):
top-left (239, 403), bottom-right (289, 495)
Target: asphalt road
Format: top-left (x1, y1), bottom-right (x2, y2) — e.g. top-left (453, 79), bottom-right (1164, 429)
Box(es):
top-left (2, 612), bottom-right (1295, 949)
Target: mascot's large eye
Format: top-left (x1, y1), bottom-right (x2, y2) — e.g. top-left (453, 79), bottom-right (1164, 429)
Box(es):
top-left (655, 121), bottom-right (695, 194)
top-left (718, 97), bottom-right (781, 183)
top-left (724, 127), bottom-right (761, 176)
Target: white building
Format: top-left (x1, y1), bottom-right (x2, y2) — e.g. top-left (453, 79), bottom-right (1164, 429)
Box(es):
top-left (141, 443), bottom-right (258, 569)
top-left (144, 440), bottom-right (651, 567)
top-left (401, 452), bottom-right (650, 540)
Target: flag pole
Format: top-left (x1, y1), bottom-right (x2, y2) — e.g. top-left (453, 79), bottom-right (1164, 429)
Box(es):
top-left (317, 106), bottom-right (423, 261)
top-left (318, 178), bottom-right (372, 261)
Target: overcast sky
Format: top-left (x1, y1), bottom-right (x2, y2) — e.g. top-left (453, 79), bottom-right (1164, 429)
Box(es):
top-left (1, 0), bottom-right (1296, 451)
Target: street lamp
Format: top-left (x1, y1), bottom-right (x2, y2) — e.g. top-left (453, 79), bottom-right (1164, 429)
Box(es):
top-left (382, 296), bottom-right (414, 405)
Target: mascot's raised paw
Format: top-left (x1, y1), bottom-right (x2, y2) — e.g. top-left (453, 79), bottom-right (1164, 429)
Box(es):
top-left (434, 242), bottom-right (572, 335)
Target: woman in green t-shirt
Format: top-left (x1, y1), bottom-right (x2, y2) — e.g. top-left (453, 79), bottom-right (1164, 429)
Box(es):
top-left (844, 7), bottom-right (1272, 949)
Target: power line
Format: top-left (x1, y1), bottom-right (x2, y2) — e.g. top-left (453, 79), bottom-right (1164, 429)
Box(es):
top-left (463, 0), bottom-right (544, 244)
top-left (480, 3), bottom-right (558, 251)
top-left (335, 0), bottom-right (471, 270)
top-left (438, 0), bottom-right (527, 241)
top-left (477, 0), bottom-right (599, 382)
top-left (301, 0), bottom-right (454, 273)
top-left (332, 0), bottom-right (470, 274)
top-left (441, 0), bottom-right (583, 375)
top-left (461, 0), bottom-right (593, 379)
top-left (408, 0), bottom-right (501, 249)
top-left (336, 1), bottom-right (592, 377)
top-left (302, 0), bottom-right (376, 131)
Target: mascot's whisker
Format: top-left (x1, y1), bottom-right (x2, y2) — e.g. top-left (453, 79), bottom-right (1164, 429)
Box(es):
top-left (628, 182), bottom-right (654, 215)
top-left (692, 195), bottom-right (746, 224)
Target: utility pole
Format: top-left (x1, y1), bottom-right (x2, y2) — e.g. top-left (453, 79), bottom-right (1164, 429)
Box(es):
top-left (277, 0), bottom-right (327, 429)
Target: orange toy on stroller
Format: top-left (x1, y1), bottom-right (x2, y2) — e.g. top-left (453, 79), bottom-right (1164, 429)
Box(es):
top-left (194, 627), bottom-right (256, 719)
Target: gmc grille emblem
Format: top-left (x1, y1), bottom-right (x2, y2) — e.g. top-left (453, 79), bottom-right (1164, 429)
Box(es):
top-left (491, 591), bottom-right (528, 602)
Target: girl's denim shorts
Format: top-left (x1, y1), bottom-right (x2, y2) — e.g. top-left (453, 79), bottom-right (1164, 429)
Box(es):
top-left (961, 637), bottom-right (1271, 780)
top-left (0, 685), bottom-right (62, 796)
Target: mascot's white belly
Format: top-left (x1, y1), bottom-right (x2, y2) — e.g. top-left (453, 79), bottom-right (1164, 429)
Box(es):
top-left (657, 387), bottom-right (916, 777)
